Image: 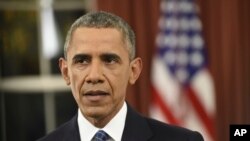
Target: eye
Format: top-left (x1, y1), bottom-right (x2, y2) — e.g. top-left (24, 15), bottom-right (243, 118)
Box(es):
top-left (102, 54), bottom-right (120, 64)
top-left (72, 55), bottom-right (91, 64)
top-left (75, 58), bottom-right (87, 64)
top-left (104, 57), bottom-right (117, 64)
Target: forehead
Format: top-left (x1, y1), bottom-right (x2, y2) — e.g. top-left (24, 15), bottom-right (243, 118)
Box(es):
top-left (72, 27), bottom-right (123, 44)
top-left (68, 27), bottom-right (129, 58)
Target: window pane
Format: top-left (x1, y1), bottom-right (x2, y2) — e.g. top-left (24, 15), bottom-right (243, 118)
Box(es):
top-left (50, 9), bottom-right (86, 74)
top-left (0, 10), bottom-right (39, 77)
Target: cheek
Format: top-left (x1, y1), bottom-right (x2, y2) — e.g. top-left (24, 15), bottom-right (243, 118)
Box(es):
top-left (108, 68), bottom-right (130, 93)
top-left (69, 69), bottom-right (85, 99)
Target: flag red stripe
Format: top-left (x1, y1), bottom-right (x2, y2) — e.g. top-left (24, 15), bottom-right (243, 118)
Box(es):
top-left (185, 86), bottom-right (215, 140)
top-left (151, 84), bottom-right (182, 125)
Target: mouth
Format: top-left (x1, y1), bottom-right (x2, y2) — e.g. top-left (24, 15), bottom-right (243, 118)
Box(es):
top-left (83, 90), bottom-right (109, 101)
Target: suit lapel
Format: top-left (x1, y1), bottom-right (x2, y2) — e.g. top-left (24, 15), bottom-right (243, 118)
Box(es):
top-left (65, 105), bottom-right (153, 141)
top-left (63, 114), bottom-right (81, 141)
top-left (121, 104), bottom-right (153, 141)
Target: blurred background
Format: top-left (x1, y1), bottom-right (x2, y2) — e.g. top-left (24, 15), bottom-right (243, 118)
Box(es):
top-left (0, 0), bottom-right (249, 141)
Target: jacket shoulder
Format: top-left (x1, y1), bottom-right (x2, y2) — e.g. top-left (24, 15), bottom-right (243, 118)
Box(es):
top-left (145, 117), bottom-right (204, 141)
top-left (36, 115), bottom-right (80, 141)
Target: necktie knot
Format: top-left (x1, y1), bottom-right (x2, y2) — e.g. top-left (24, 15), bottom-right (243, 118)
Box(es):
top-left (92, 130), bottom-right (110, 141)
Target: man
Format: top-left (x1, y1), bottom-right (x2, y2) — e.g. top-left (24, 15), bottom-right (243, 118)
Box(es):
top-left (38, 11), bottom-right (204, 141)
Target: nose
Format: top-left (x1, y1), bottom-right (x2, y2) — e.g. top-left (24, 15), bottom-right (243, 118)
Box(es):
top-left (85, 60), bottom-right (104, 84)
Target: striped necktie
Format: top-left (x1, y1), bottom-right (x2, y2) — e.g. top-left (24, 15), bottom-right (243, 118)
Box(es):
top-left (92, 130), bottom-right (110, 141)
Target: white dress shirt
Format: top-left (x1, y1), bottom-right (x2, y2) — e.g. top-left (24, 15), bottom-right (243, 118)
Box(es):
top-left (78, 102), bottom-right (127, 141)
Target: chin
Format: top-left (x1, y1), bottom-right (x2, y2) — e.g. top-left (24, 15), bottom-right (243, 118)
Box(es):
top-left (87, 112), bottom-right (108, 120)
top-left (83, 107), bottom-right (106, 117)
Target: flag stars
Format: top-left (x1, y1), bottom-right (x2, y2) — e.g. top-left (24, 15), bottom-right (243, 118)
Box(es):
top-left (161, 0), bottom-right (176, 13)
top-left (179, 17), bottom-right (190, 31)
top-left (157, 0), bottom-right (207, 84)
top-left (190, 17), bottom-right (202, 31)
top-left (163, 34), bottom-right (178, 48)
top-left (176, 68), bottom-right (189, 83)
top-left (192, 34), bottom-right (204, 49)
top-left (166, 17), bottom-right (179, 31)
top-left (178, 34), bottom-right (190, 48)
top-left (190, 51), bottom-right (204, 67)
top-left (162, 48), bottom-right (205, 83)
top-left (179, 0), bottom-right (195, 13)
top-left (164, 51), bottom-right (176, 65)
top-left (176, 51), bottom-right (189, 66)
top-left (159, 16), bottom-right (179, 31)
top-left (161, 0), bottom-right (196, 14)
top-left (156, 33), bottom-right (164, 47)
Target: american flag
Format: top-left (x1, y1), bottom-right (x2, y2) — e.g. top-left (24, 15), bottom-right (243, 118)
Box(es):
top-left (150, 0), bottom-right (216, 141)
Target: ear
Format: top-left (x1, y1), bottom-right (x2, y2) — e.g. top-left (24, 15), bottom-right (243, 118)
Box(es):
top-left (59, 57), bottom-right (71, 85)
top-left (129, 57), bottom-right (143, 85)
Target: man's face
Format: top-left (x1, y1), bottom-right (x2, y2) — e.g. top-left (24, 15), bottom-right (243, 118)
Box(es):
top-left (59, 27), bottom-right (142, 127)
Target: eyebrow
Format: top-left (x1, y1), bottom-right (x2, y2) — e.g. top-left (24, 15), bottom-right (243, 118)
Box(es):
top-left (100, 53), bottom-right (121, 62)
top-left (101, 53), bottom-right (120, 59)
top-left (72, 54), bottom-right (91, 61)
top-left (71, 53), bottom-right (121, 61)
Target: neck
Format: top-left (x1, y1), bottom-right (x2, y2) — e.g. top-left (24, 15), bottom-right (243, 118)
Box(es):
top-left (83, 102), bottom-right (124, 128)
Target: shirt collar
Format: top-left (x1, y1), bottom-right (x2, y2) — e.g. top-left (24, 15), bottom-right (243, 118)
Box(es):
top-left (78, 102), bottom-right (127, 141)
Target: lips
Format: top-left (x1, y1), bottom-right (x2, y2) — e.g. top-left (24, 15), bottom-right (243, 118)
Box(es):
top-left (83, 90), bottom-right (109, 101)
top-left (84, 90), bottom-right (109, 96)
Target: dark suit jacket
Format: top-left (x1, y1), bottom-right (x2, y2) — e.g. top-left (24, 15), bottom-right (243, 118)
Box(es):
top-left (37, 105), bottom-right (204, 141)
